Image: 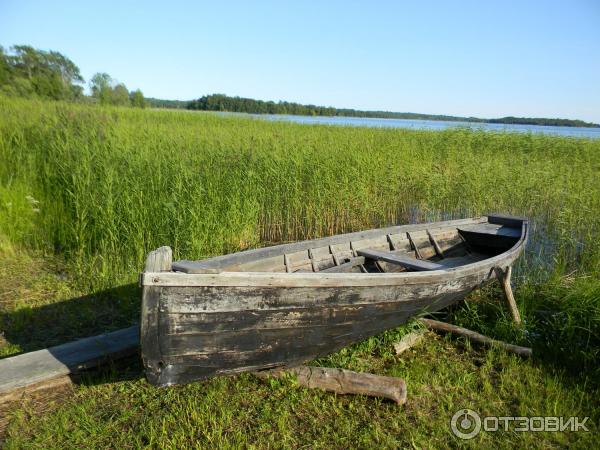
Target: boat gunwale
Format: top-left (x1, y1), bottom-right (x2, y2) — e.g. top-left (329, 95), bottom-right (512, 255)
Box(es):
top-left (172, 216), bottom-right (488, 273)
top-left (141, 219), bottom-right (528, 288)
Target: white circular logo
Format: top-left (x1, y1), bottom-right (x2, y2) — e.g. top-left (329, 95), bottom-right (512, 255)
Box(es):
top-left (451, 409), bottom-right (481, 439)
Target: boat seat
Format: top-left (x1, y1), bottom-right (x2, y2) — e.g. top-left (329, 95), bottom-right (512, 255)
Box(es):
top-left (434, 253), bottom-right (488, 268)
top-left (457, 223), bottom-right (521, 251)
top-left (357, 249), bottom-right (444, 271)
top-left (457, 223), bottom-right (520, 238)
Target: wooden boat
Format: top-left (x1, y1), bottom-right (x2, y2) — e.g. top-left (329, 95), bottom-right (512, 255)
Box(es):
top-left (140, 214), bottom-right (528, 387)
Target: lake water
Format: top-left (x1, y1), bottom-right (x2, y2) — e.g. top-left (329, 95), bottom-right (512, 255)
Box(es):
top-left (253, 114), bottom-right (600, 139)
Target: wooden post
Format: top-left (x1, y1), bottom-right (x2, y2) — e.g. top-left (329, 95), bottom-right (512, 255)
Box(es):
top-left (144, 246), bottom-right (173, 273)
top-left (494, 266), bottom-right (522, 324)
top-left (141, 246), bottom-right (172, 386)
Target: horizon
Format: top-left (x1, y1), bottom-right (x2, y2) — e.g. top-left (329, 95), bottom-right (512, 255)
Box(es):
top-left (152, 93), bottom-right (600, 125)
top-left (1, 1), bottom-right (599, 122)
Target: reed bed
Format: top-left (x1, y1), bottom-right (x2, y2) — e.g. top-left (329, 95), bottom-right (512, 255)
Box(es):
top-left (1, 97), bottom-right (598, 283)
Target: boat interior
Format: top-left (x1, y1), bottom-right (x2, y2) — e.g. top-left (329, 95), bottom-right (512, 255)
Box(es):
top-left (172, 217), bottom-right (524, 274)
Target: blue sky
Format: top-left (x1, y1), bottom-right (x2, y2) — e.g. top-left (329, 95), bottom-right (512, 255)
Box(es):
top-left (1, 1), bottom-right (599, 121)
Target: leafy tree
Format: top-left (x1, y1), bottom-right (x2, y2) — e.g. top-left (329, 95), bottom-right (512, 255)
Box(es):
top-left (129, 89), bottom-right (146, 108)
top-left (0, 46), bottom-right (11, 86)
top-left (90, 73), bottom-right (131, 106)
top-left (112, 83), bottom-right (130, 106)
top-left (0, 45), bottom-right (83, 99)
top-left (90, 72), bottom-right (113, 103)
top-left (47, 50), bottom-right (84, 87)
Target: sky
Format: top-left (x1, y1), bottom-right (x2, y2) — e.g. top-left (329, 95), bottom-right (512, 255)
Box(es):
top-left (1, 0), bottom-right (599, 122)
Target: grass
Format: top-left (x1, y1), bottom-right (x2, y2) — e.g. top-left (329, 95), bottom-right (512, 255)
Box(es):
top-left (0, 96), bottom-right (599, 447)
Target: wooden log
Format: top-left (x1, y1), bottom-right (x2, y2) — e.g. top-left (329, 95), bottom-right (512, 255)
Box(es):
top-left (393, 329), bottom-right (426, 355)
top-left (253, 365), bottom-right (407, 405)
top-left (420, 318), bottom-right (532, 357)
top-left (494, 266), bottom-right (522, 324)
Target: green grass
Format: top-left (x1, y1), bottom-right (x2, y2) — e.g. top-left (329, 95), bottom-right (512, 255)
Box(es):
top-left (0, 96), bottom-right (599, 447)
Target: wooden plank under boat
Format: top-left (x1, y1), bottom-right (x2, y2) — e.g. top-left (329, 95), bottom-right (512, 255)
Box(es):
top-left (140, 214), bottom-right (528, 387)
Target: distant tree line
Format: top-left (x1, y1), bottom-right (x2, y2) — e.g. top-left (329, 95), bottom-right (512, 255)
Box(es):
top-left (145, 97), bottom-right (188, 109)
top-left (187, 94), bottom-right (338, 116)
top-left (0, 44), bottom-right (146, 108)
top-left (187, 94), bottom-right (599, 128)
top-left (487, 116), bottom-right (597, 128)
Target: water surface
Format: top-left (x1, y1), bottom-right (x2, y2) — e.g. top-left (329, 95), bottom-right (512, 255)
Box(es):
top-left (252, 114), bottom-right (600, 138)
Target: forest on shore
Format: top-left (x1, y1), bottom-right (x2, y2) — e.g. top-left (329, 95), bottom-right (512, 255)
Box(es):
top-left (185, 94), bottom-right (600, 128)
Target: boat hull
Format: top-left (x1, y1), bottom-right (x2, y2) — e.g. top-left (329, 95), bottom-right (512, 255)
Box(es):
top-left (141, 215), bottom-right (527, 387)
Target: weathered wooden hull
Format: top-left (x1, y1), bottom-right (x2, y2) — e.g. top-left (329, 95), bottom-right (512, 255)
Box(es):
top-left (140, 215), bottom-right (528, 387)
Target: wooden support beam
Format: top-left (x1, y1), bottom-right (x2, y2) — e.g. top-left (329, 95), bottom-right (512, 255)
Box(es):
top-left (494, 266), bottom-right (522, 324)
top-left (407, 232), bottom-right (423, 259)
top-left (386, 234), bottom-right (397, 251)
top-left (308, 249), bottom-right (318, 272)
top-left (283, 254), bottom-right (292, 273)
top-left (349, 242), bottom-right (368, 273)
top-left (329, 245), bottom-right (340, 266)
top-left (426, 230), bottom-right (444, 258)
top-left (420, 319), bottom-right (531, 357)
top-left (253, 366), bottom-right (407, 405)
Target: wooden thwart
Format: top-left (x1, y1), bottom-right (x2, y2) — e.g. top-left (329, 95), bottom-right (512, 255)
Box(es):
top-left (357, 248), bottom-right (444, 271)
top-left (458, 223), bottom-right (521, 238)
top-left (253, 366), bottom-right (407, 405)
